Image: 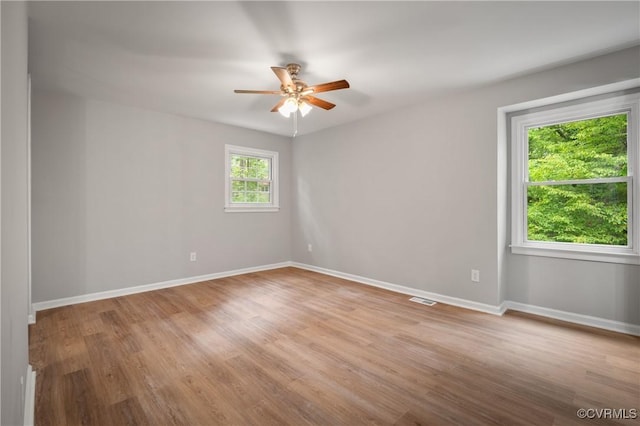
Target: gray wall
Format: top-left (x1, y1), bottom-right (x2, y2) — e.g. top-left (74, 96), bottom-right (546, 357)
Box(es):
top-left (32, 90), bottom-right (291, 303)
top-left (292, 46), bottom-right (640, 324)
top-left (32, 46), bottom-right (639, 327)
top-left (1, 1), bottom-right (30, 425)
top-left (506, 256), bottom-right (639, 324)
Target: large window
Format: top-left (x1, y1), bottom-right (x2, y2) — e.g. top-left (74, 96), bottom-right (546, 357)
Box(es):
top-left (225, 145), bottom-right (279, 212)
top-left (511, 93), bottom-right (639, 264)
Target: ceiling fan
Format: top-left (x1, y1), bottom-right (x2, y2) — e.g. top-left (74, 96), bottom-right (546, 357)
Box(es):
top-left (234, 63), bottom-right (350, 118)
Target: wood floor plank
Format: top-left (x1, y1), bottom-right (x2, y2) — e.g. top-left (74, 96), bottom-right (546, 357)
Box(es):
top-left (107, 397), bottom-right (147, 426)
top-left (62, 368), bottom-right (102, 426)
top-left (30, 267), bottom-right (640, 425)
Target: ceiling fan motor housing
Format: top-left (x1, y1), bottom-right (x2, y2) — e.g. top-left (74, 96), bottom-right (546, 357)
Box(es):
top-left (286, 63), bottom-right (301, 78)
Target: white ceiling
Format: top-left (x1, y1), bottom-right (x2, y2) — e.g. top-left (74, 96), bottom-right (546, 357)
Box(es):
top-left (28, 1), bottom-right (640, 137)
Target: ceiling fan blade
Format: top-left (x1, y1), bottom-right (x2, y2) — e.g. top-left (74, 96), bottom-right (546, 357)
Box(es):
top-left (304, 96), bottom-right (336, 110)
top-left (306, 79), bottom-right (350, 94)
top-left (270, 98), bottom-right (287, 112)
top-left (271, 67), bottom-right (294, 89)
top-left (234, 89), bottom-right (282, 94)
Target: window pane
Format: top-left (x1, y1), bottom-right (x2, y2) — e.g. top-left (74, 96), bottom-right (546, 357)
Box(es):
top-left (527, 182), bottom-right (627, 245)
top-left (231, 155), bottom-right (248, 178)
top-left (246, 181), bottom-right (258, 191)
top-left (252, 158), bottom-right (271, 180)
top-left (231, 192), bottom-right (245, 202)
top-left (231, 180), bottom-right (245, 191)
top-left (257, 193), bottom-right (271, 203)
top-left (528, 114), bottom-right (627, 182)
top-left (232, 155), bottom-right (270, 180)
top-left (246, 158), bottom-right (256, 178)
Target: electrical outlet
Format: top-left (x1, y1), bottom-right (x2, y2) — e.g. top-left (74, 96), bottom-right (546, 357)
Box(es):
top-left (190, 252), bottom-right (197, 262)
top-left (471, 269), bottom-right (480, 283)
top-left (307, 243), bottom-right (313, 252)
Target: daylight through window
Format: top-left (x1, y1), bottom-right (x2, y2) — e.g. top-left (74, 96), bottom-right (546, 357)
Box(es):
top-left (511, 92), bottom-right (639, 264)
top-left (225, 145), bottom-right (279, 212)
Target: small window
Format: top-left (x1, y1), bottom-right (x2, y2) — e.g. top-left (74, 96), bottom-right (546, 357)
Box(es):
top-left (225, 145), bottom-right (279, 212)
top-left (511, 93), bottom-right (639, 264)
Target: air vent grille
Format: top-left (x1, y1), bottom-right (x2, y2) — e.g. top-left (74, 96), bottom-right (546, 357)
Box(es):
top-left (409, 297), bottom-right (437, 306)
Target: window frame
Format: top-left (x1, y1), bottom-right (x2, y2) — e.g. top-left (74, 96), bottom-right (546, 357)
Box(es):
top-left (224, 144), bottom-right (279, 213)
top-left (510, 92), bottom-right (640, 265)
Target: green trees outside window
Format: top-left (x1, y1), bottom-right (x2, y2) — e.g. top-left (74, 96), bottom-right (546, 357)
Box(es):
top-left (230, 155), bottom-right (272, 203)
top-left (527, 113), bottom-right (628, 245)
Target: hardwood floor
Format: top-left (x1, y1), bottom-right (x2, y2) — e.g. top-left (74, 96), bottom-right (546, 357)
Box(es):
top-left (29, 267), bottom-right (639, 425)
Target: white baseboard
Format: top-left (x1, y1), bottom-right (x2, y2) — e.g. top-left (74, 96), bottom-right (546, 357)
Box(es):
top-left (291, 262), bottom-right (640, 336)
top-left (31, 261), bottom-right (292, 313)
top-left (28, 301), bottom-right (36, 324)
top-left (291, 262), bottom-right (505, 315)
top-left (30, 260), bottom-right (640, 337)
top-left (503, 301), bottom-right (640, 336)
top-left (23, 365), bottom-right (35, 426)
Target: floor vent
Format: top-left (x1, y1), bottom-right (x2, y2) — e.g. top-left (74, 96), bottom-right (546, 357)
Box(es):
top-left (409, 296), bottom-right (437, 306)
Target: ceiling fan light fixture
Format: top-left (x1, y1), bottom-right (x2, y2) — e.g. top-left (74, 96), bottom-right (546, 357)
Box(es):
top-left (279, 97), bottom-right (299, 117)
top-left (299, 101), bottom-right (312, 117)
top-left (278, 107), bottom-right (291, 118)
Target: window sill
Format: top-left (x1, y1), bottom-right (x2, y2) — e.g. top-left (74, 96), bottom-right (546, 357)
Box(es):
top-left (510, 243), bottom-right (640, 265)
top-left (224, 206), bottom-right (280, 213)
